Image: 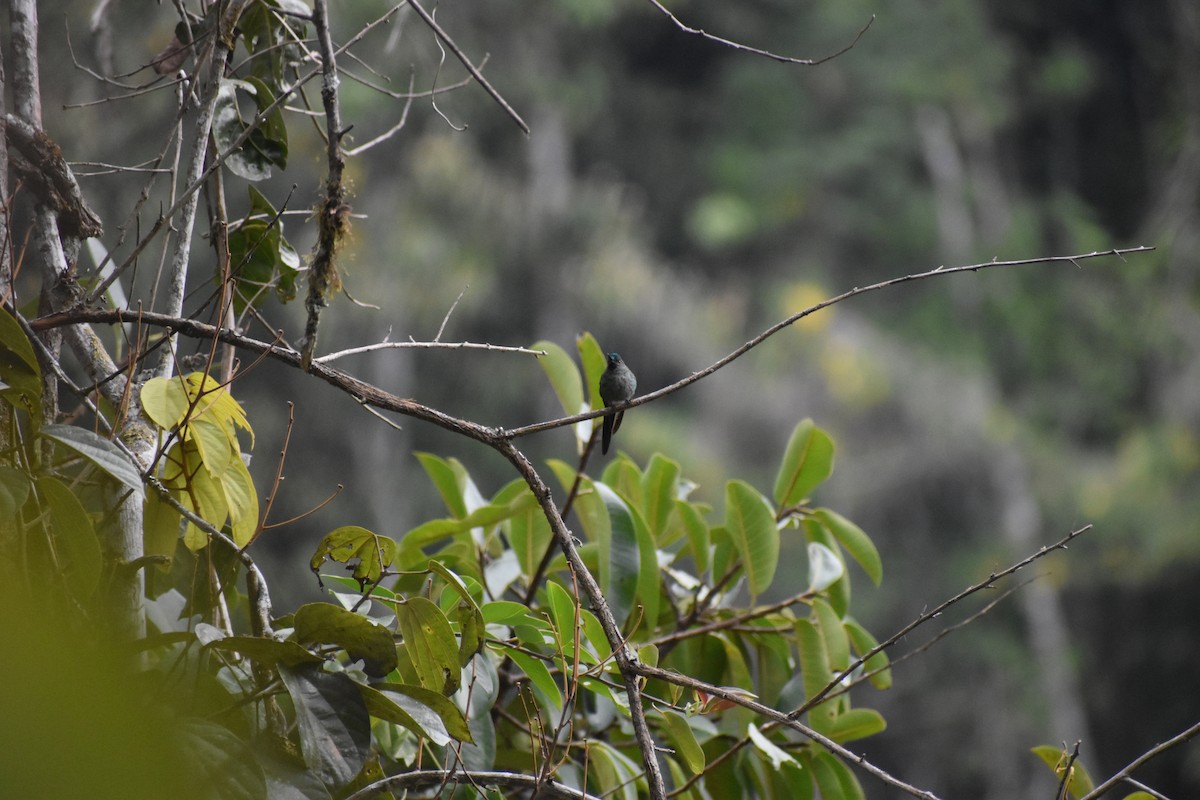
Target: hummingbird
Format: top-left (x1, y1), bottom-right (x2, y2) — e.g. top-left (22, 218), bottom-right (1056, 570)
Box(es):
top-left (599, 352), bottom-right (636, 455)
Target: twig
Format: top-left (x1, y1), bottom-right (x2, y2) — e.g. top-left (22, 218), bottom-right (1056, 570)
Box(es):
top-left (505, 247), bottom-right (1156, 439)
top-left (1080, 719), bottom-right (1200, 799)
top-left (646, 0), bottom-right (876, 66)
top-left (498, 440), bottom-right (667, 800)
top-left (301, 0), bottom-right (352, 370)
top-left (1056, 741), bottom-right (1082, 800)
top-left (435, 286), bottom-right (468, 341)
top-left (795, 525), bottom-right (1092, 718)
top-left (633, 662), bottom-right (941, 800)
top-left (343, 769), bottom-right (601, 800)
top-left (314, 339), bottom-right (544, 363)
top-left (406, 0), bottom-right (530, 135)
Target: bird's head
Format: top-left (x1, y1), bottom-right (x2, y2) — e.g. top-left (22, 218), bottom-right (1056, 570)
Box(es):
top-left (607, 352), bottom-right (622, 366)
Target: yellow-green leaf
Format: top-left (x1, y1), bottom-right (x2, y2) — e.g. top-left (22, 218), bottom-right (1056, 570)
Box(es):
top-left (773, 419), bottom-right (834, 508)
top-left (395, 597), bottom-right (461, 695)
top-left (725, 480), bottom-right (779, 598)
top-left (813, 507), bottom-right (882, 586)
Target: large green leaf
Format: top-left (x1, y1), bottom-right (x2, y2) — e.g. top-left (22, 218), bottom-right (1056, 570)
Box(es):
top-left (415, 452), bottom-right (468, 518)
top-left (1032, 745), bottom-right (1095, 797)
top-left (658, 709), bottom-right (705, 774)
top-left (309, 526), bottom-right (397, 587)
top-left (294, 603), bottom-right (397, 677)
top-left (795, 618), bottom-right (836, 734)
top-left (372, 682), bottom-right (473, 742)
top-left (358, 683), bottom-right (454, 745)
top-left (41, 424), bottom-right (145, 501)
top-left (576, 331), bottom-right (606, 409)
top-left (641, 453), bottom-right (681, 539)
top-left (497, 643), bottom-right (563, 712)
top-left (674, 499), bottom-right (711, 575)
top-left (827, 708), bottom-right (887, 744)
top-left (35, 476), bottom-right (102, 597)
top-left (227, 185), bottom-right (300, 311)
top-left (532, 339), bottom-right (584, 419)
top-left (0, 307), bottom-right (41, 408)
top-left (843, 617), bottom-right (892, 690)
top-left (810, 597), bottom-right (850, 671)
top-left (428, 560), bottom-right (485, 665)
top-left (813, 508), bottom-right (882, 586)
top-left (206, 635), bottom-right (324, 668)
top-left (0, 466), bottom-right (32, 524)
top-left (394, 597), bottom-right (461, 694)
top-left (593, 481), bottom-right (640, 627)
top-left (809, 750), bottom-right (864, 800)
top-left (725, 480), bottom-right (779, 598)
top-left (175, 717), bottom-right (266, 800)
top-left (772, 419), bottom-right (834, 508)
top-left (278, 664), bottom-right (371, 789)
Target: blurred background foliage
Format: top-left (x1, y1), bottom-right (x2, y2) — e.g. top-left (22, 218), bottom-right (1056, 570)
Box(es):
top-left (20, 0), bottom-right (1200, 795)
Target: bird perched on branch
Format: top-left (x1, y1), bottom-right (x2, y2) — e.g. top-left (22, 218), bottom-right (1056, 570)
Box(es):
top-left (599, 352), bottom-right (636, 455)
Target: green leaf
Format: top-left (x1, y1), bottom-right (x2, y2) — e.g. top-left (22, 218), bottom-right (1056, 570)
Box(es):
top-left (532, 339), bottom-right (584, 419)
top-left (508, 498), bottom-right (552, 580)
top-left (674, 500), bottom-right (710, 575)
top-left (0, 466), bottom-right (32, 524)
top-left (747, 722), bottom-right (799, 770)
top-left (309, 526), bottom-right (397, 587)
top-left (373, 682), bottom-right (473, 743)
top-left (773, 419), bottom-right (834, 508)
top-left (593, 481), bottom-right (640, 627)
top-left (358, 683), bottom-right (454, 745)
top-left (175, 717), bottom-right (266, 800)
top-left (810, 597), bottom-right (850, 671)
top-left (40, 425), bottom-right (145, 501)
top-left (588, 741), bottom-right (640, 800)
top-left (795, 618), bottom-right (836, 734)
top-left (0, 307), bottom-right (41, 408)
top-left (206, 635), bottom-right (324, 668)
top-left (641, 453), bottom-right (681, 539)
top-left (633, 499), bottom-right (661, 632)
top-left (416, 452), bottom-right (468, 518)
top-left (227, 186), bottom-right (301, 311)
top-left (278, 664), bottom-right (371, 789)
top-left (827, 708), bottom-right (887, 743)
top-left (843, 617), bottom-right (891, 689)
top-left (35, 476), bottom-right (102, 597)
top-left (482, 600), bottom-right (548, 629)
top-left (659, 709), bottom-right (705, 774)
top-left (545, 579), bottom-right (577, 647)
top-left (497, 643), bottom-right (563, 712)
top-left (813, 508), bottom-right (882, 586)
top-left (428, 560), bottom-right (486, 665)
top-left (244, 75), bottom-right (289, 169)
top-left (810, 750), bottom-right (864, 800)
top-left (294, 603), bottom-right (398, 677)
top-left (803, 518), bottom-right (850, 616)
top-left (394, 596), bottom-right (461, 694)
top-left (725, 480), bottom-right (779, 598)
top-left (576, 331), bottom-right (606, 409)
top-left (214, 79), bottom-right (274, 181)
top-left (1032, 745), bottom-right (1095, 797)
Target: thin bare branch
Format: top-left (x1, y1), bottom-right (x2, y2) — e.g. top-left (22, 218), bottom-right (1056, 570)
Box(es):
top-left (344, 769), bottom-right (600, 800)
top-left (407, 0), bottom-right (530, 135)
top-left (646, 1), bottom-right (876, 66)
top-left (633, 661), bottom-right (942, 800)
top-left (1080, 720), bottom-right (1200, 799)
top-left (505, 247), bottom-right (1157, 439)
top-left (315, 338), bottom-right (544, 363)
